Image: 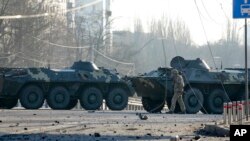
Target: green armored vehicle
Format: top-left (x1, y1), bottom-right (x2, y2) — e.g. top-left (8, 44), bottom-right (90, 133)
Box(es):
top-left (0, 61), bottom-right (134, 110)
top-left (130, 56), bottom-right (249, 114)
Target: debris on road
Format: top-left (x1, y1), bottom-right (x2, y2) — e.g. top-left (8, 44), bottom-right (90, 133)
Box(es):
top-left (198, 124), bottom-right (229, 137)
top-left (170, 135), bottom-right (180, 141)
top-left (0, 110), bottom-right (227, 141)
top-left (193, 135), bottom-right (201, 140)
top-left (146, 133), bottom-right (152, 136)
top-left (138, 113), bottom-right (148, 120)
top-left (94, 132), bottom-right (101, 137)
top-left (88, 110), bottom-right (95, 113)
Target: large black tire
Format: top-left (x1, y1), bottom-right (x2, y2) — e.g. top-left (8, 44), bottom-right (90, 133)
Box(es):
top-left (47, 86), bottom-right (70, 110)
top-left (0, 98), bottom-right (18, 109)
top-left (80, 87), bottom-right (103, 110)
top-left (20, 85), bottom-right (44, 109)
top-left (142, 97), bottom-right (164, 113)
top-left (200, 95), bottom-right (211, 114)
top-left (206, 89), bottom-right (229, 114)
top-left (106, 88), bottom-right (128, 110)
top-left (166, 97), bottom-right (181, 113)
top-left (184, 88), bottom-right (204, 114)
top-left (67, 99), bottom-right (78, 110)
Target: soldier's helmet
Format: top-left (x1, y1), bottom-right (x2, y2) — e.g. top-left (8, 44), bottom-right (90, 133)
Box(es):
top-left (171, 69), bottom-right (179, 75)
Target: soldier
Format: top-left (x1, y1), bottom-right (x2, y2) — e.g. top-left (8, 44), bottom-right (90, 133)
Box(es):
top-left (167, 69), bottom-right (186, 114)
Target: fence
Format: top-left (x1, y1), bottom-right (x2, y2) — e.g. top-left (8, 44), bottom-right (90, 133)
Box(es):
top-left (223, 100), bottom-right (250, 125)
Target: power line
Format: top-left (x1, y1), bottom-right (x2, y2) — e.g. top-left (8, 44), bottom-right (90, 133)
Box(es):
top-left (0, 52), bottom-right (62, 66)
top-left (93, 48), bottom-right (134, 65)
top-left (0, 0), bottom-right (102, 20)
top-left (0, 13), bottom-right (49, 20)
top-left (33, 36), bottom-right (134, 66)
top-left (194, 0), bottom-right (217, 67)
top-left (200, 0), bottom-right (222, 25)
top-left (32, 36), bottom-right (90, 49)
top-left (95, 58), bottom-right (135, 75)
top-left (0, 52), bottom-right (21, 59)
top-left (191, 0), bottom-right (210, 22)
top-left (215, 0), bottom-right (229, 20)
top-left (168, 24), bottom-right (209, 114)
top-left (66, 0), bottom-right (102, 13)
top-left (193, 0), bottom-right (231, 102)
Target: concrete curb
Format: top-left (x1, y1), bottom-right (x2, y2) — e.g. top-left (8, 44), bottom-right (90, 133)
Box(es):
top-left (203, 124), bottom-right (229, 137)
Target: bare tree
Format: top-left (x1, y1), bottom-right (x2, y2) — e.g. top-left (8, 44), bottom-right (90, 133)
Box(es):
top-left (0, 0), bottom-right (71, 68)
top-left (73, 11), bottom-right (113, 62)
top-left (0, 0), bottom-right (50, 67)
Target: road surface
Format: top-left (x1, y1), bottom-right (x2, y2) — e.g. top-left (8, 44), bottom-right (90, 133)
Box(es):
top-left (0, 109), bottom-right (228, 141)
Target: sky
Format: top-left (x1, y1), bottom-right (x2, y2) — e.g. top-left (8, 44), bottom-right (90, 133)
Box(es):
top-left (111, 0), bottom-right (244, 45)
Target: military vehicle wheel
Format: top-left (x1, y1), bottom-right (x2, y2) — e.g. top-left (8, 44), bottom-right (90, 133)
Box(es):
top-left (20, 85), bottom-right (44, 109)
top-left (80, 87), bottom-right (103, 110)
top-left (200, 95), bottom-right (211, 114)
top-left (142, 97), bottom-right (164, 113)
top-left (47, 86), bottom-right (70, 110)
top-left (67, 99), bottom-right (78, 110)
top-left (106, 88), bottom-right (128, 110)
top-left (184, 88), bottom-right (204, 114)
top-left (0, 98), bottom-right (18, 109)
top-left (207, 89), bottom-right (229, 114)
top-left (166, 97), bottom-right (181, 113)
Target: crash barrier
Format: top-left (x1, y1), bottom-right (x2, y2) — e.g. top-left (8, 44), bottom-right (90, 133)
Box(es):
top-left (223, 100), bottom-right (250, 125)
top-left (87, 97), bottom-right (168, 111)
top-left (15, 97), bottom-right (168, 111)
top-left (74, 97), bottom-right (147, 110)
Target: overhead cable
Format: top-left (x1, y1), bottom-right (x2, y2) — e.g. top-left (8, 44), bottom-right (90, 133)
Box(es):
top-left (93, 48), bottom-right (134, 65)
top-left (0, 0), bottom-right (102, 20)
top-left (32, 36), bottom-right (90, 49)
top-left (200, 0), bottom-right (223, 25)
top-left (194, 0), bottom-right (231, 102)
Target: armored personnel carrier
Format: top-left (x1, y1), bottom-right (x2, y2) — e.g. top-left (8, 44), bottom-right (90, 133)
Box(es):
top-left (0, 61), bottom-right (134, 110)
top-left (130, 56), bottom-right (249, 114)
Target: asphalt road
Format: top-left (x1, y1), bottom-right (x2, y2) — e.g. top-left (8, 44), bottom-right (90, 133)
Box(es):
top-left (0, 109), bottom-right (229, 141)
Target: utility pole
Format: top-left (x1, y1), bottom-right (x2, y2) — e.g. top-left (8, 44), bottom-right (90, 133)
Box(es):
top-left (245, 18), bottom-right (249, 121)
top-left (103, 0), bottom-right (112, 55)
top-left (48, 2), bottom-right (52, 68)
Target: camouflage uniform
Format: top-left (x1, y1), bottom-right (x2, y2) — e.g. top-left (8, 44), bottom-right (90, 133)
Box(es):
top-left (169, 69), bottom-right (186, 113)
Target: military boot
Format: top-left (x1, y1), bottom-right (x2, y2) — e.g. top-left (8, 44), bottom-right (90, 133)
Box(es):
top-left (166, 111), bottom-right (174, 114)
